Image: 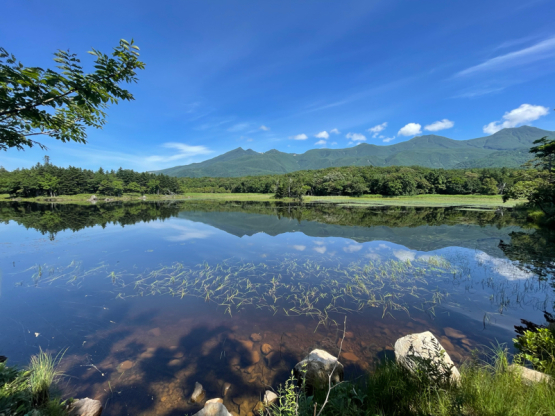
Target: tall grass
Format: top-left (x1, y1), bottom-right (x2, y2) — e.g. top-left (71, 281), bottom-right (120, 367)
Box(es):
top-left (0, 350), bottom-right (67, 415)
top-left (267, 347), bottom-right (555, 416)
top-left (28, 348), bottom-right (65, 407)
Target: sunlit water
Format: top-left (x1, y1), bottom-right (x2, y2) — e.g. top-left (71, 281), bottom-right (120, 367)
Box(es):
top-left (0, 201), bottom-right (553, 416)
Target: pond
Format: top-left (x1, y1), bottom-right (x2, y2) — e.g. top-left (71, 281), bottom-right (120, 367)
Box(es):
top-left (1, 201), bottom-right (554, 416)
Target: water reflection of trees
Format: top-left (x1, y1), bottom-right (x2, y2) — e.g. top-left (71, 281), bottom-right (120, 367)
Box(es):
top-left (0, 200), bottom-right (527, 240)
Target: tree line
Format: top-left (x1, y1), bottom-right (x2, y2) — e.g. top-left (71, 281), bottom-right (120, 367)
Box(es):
top-left (179, 165), bottom-right (522, 197)
top-left (0, 158), bottom-right (180, 197)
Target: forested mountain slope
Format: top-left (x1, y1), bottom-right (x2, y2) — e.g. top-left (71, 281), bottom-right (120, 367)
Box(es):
top-left (156, 126), bottom-right (554, 177)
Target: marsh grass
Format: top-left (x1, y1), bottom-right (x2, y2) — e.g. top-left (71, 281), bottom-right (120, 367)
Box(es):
top-left (0, 350), bottom-right (67, 416)
top-left (267, 348), bottom-right (555, 416)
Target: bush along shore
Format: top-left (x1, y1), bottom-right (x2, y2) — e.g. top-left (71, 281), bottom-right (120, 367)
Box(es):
top-left (2, 326), bottom-right (554, 416)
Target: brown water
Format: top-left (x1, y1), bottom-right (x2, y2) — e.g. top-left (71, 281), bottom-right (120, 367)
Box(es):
top-left (0, 201), bottom-right (552, 415)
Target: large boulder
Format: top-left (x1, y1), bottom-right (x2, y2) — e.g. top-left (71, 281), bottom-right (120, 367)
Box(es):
top-left (67, 398), bottom-right (103, 416)
top-left (394, 331), bottom-right (460, 384)
top-left (192, 402), bottom-right (233, 416)
top-left (509, 364), bottom-right (553, 385)
top-left (293, 349), bottom-right (344, 390)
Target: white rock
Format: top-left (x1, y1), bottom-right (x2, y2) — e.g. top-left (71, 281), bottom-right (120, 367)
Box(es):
top-left (264, 390), bottom-right (278, 405)
top-left (193, 402), bottom-right (233, 416)
top-left (394, 331), bottom-right (460, 384)
top-left (67, 398), bottom-right (103, 416)
top-left (509, 364), bottom-right (552, 384)
top-left (293, 349), bottom-right (344, 390)
top-left (206, 398), bottom-right (224, 404)
top-left (190, 381), bottom-right (206, 403)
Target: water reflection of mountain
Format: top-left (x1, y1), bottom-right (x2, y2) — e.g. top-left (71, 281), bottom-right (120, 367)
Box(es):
top-left (0, 201), bottom-right (528, 257)
top-left (178, 210), bottom-right (524, 257)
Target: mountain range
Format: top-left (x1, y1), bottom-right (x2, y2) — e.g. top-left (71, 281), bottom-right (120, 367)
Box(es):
top-left (156, 126), bottom-right (554, 177)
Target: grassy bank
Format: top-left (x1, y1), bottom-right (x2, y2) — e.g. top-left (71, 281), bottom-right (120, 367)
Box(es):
top-left (270, 350), bottom-right (555, 416)
top-left (0, 351), bottom-right (67, 416)
top-left (0, 192), bottom-right (522, 208)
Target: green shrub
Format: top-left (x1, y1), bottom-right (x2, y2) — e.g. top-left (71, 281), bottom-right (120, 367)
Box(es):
top-left (514, 328), bottom-right (555, 374)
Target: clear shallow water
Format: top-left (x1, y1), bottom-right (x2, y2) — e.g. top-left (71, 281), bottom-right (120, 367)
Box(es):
top-left (0, 201), bottom-right (553, 416)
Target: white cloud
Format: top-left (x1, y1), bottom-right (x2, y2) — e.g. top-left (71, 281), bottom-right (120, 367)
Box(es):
top-left (398, 123), bottom-right (422, 136)
top-left (315, 139), bottom-right (327, 146)
top-left (343, 244), bottom-right (363, 253)
top-left (290, 133), bottom-right (308, 140)
top-left (382, 136), bottom-right (396, 143)
top-left (424, 119), bottom-right (454, 132)
top-left (330, 128), bottom-right (340, 134)
top-left (456, 37), bottom-right (555, 77)
top-left (145, 143), bottom-right (212, 163)
top-left (393, 250), bottom-right (416, 262)
top-left (331, 141), bottom-right (337, 145)
top-left (228, 122), bottom-right (250, 132)
top-left (483, 104), bottom-right (549, 134)
top-left (292, 245), bottom-right (306, 251)
top-left (346, 132), bottom-right (366, 142)
top-left (315, 131), bottom-right (330, 139)
top-left (260, 125), bottom-right (270, 131)
top-left (368, 122), bottom-right (387, 138)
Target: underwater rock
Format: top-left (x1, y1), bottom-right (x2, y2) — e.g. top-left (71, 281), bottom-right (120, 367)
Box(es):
top-left (250, 333), bottom-right (262, 342)
top-left (67, 398), bottom-right (103, 416)
top-left (251, 349), bottom-right (260, 364)
top-left (261, 343), bottom-right (273, 355)
top-left (263, 390), bottom-right (278, 405)
top-left (117, 360), bottom-right (134, 372)
top-left (190, 382), bottom-right (206, 403)
top-left (293, 349), bottom-right (344, 390)
top-left (264, 351), bottom-right (280, 368)
top-left (222, 382), bottom-right (231, 396)
top-left (394, 331), bottom-right (460, 384)
top-left (192, 401), bottom-right (233, 416)
top-left (341, 352), bottom-right (359, 362)
top-left (509, 364), bottom-right (552, 384)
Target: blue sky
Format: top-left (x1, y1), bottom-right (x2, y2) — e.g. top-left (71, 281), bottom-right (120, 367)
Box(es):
top-left (2, 0), bottom-right (554, 171)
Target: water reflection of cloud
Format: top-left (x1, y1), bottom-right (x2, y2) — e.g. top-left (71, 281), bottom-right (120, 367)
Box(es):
top-left (343, 244), bottom-right (362, 253)
top-left (292, 245), bottom-right (306, 251)
top-left (314, 241), bottom-right (326, 246)
top-left (147, 222), bottom-right (215, 242)
top-left (393, 250), bottom-right (416, 262)
top-left (378, 243), bottom-right (390, 250)
top-left (314, 246), bottom-right (327, 254)
top-left (365, 253), bottom-right (381, 260)
top-left (475, 252), bottom-right (532, 280)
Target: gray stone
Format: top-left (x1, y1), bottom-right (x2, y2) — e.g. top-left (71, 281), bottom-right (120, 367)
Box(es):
top-left (193, 402), bottom-right (233, 416)
top-left (263, 390), bottom-right (278, 405)
top-left (190, 381), bottom-right (206, 403)
top-left (509, 364), bottom-right (552, 385)
top-left (394, 331), bottom-right (460, 384)
top-left (293, 349), bottom-right (344, 390)
top-left (67, 398), bottom-right (103, 416)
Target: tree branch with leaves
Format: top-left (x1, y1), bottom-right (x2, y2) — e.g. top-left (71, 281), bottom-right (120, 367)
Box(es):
top-left (0, 39), bottom-right (145, 150)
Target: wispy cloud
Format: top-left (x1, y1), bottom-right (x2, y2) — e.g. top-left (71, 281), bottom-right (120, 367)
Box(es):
top-left (346, 132), bottom-right (366, 142)
top-left (424, 119), bottom-right (454, 132)
top-left (368, 122), bottom-right (387, 138)
top-left (454, 87), bottom-right (505, 98)
top-left (259, 125), bottom-right (270, 131)
top-left (455, 37), bottom-right (555, 77)
top-left (228, 122), bottom-right (250, 132)
top-left (398, 123), bottom-right (422, 136)
top-left (145, 143), bottom-right (212, 163)
top-left (315, 139), bottom-right (327, 146)
top-left (483, 104), bottom-right (549, 134)
top-left (330, 128), bottom-right (340, 134)
top-left (382, 136), bottom-right (395, 143)
top-left (290, 133), bottom-right (308, 140)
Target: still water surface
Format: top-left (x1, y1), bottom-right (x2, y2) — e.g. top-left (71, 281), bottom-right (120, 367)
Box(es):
top-left (0, 201), bottom-right (553, 415)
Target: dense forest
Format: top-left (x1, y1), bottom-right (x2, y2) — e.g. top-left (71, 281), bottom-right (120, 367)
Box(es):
top-left (0, 157), bottom-right (548, 201)
top-left (0, 158), bottom-right (180, 197)
top-left (178, 165), bottom-right (525, 197)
